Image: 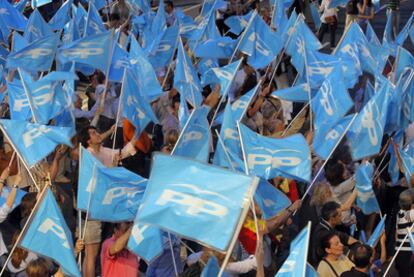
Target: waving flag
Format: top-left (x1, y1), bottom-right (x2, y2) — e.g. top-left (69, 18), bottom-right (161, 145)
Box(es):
top-left (148, 25), bottom-right (179, 69)
top-left (151, 0), bottom-right (166, 35)
top-left (399, 69), bottom-right (414, 130)
top-left (201, 256), bottom-right (229, 277)
top-left (327, 0), bottom-right (348, 8)
top-left (109, 43), bottom-right (130, 82)
top-left (7, 81), bottom-right (32, 121)
top-left (396, 142), bottom-right (414, 184)
top-left (232, 83), bottom-right (258, 121)
top-left (0, 15), bottom-right (9, 44)
top-left (190, 5), bottom-right (219, 43)
top-left (21, 189), bottom-right (81, 277)
top-left (276, 222), bottom-right (311, 277)
top-left (311, 67), bottom-right (353, 130)
top-left (15, 0), bottom-right (29, 12)
top-left (78, 148), bottom-right (147, 221)
top-left (395, 47), bottom-right (414, 79)
top-left (136, 153), bottom-right (259, 251)
top-left (239, 123), bottom-right (311, 182)
top-left (173, 106), bottom-right (211, 162)
top-left (62, 17), bottom-right (80, 45)
top-left (120, 69), bottom-right (159, 137)
top-left (128, 221), bottom-right (163, 263)
top-left (355, 162), bottom-right (381, 214)
top-left (24, 9), bottom-right (52, 43)
top-left (128, 35), bottom-right (162, 102)
top-left (254, 179), bottom-right (291, 220)
top-left (174, 38), bottom-right (203, 106)
top-left (57, 31), bottom-right (113, 73)
top-left (7, 33), bottom-right (59, 71)
top-left (84, 3), bottom-right (106, 36)
top-left (74, 4), bottom-right (87, 37)
top-left (0, 120), bottom-right (73, 167)
top-left (272, 0), bottom-right (288, 32)
top-left (0, 0), bottom-right (28, 31)
top-left (238, 12), bottom-right (283, 69)
top-left (195, 36), bottom-right (237, 59)
top-left (367, 215), bottom-right (386, 247)
top-left (224, 11), bottom-right (253, 36)
top-left (0, 187), bottom-right (27, 211)
top-left (366, 22), bottom-right (381, 46)
top-left (347, 81), bottom-right (390, 160)
top-left (31, 0), bottom-right (52, 8)
top-left (201, 59), bottom-right (243, 97)
top-left (272, 83), bottom-right (314, 102)
top-left (309, 1), bottom-right (321, 29)
top-left (48, 0), bottom-right (72, 30)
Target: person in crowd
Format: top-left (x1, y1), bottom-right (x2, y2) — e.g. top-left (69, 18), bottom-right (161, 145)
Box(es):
top-left (318, 0), bottom-right (338, 49)
top-left (341, 243), bottom-right (373, 277)
top-left (164, 1), bottom-right (177, 27)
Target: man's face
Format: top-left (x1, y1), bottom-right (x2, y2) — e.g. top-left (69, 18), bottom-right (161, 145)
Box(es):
top-left (332, 208), bottom-right (343, 226)
top-left (165, 3), bottom-right (173, 13)
top-left (88, 128), bottom-right (102, 145)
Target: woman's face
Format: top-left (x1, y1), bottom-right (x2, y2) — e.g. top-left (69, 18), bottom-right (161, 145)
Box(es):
top-left (326, 235), bottom-right (344, 257)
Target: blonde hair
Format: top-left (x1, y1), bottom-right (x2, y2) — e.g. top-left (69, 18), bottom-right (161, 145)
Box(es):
top-left (310, 182), bottom-right (333, 207)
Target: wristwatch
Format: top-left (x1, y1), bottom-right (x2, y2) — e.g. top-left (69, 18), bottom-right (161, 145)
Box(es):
top-left (11, 184), bottom-right (18, 189)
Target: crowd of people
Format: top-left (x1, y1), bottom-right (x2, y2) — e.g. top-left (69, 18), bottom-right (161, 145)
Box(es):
top-left (0, 0), bottom-right (412, 276)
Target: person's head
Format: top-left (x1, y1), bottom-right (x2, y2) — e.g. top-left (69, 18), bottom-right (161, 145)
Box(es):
top-left (350, 244), bottom-right (373, 270)
top-left (26, 258), bottom-right (49, 277)
top-left (310, 182), bottom-right (333, 207)
top-left (171, 93), bottom-right (181, 116)
top-left (165, 0), bottom-right (174, 13)
top-left (399, 189), bottom-right (414, 211)
top-left (11, 231), bottom-right (28, 270)
top-left (320, 233), bottom-right (344, 259)
top-left (321, 201), bottom-right (342, 226)
top-left (325, 162), bottom-right (346, 187)
top-left (79, 126), bottom-right (102, 148)
top-left (109, 13), bottom-right (121, 28)
top-left (95, 71), bottom-right (106, 84)
top-left (20, 192), bottom-right (37, 219)
top-left (113, 222), bottom-right (132, 238)
top-left (163, 129), bottom-right (179, 151)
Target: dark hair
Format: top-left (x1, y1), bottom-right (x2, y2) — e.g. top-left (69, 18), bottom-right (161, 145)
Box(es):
top-left (95, 71), bottom-right (105, 84)
top-left (20, 192), bottom-right (37, 219)
top-left (319, 232), bottom-right (338, 258)
top-left (321, 201), bottom-right (341, 221)
top-left (165, 0), bottom-right (174, 8)
top-left (109, 13), bottom-right (120, 22)
top-left (399, 189), bottom-right (413, 210)
top-left (26, 258), bottom-right (49, 277)
top-left (352, 244), bottom-right (373, 268)
top-left (79, 126), bottom-right (97, 148)
top-left (325, 162), bottom-right (345, 187)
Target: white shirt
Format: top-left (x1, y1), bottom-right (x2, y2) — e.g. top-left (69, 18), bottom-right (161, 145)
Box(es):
top-left (87, 143), bottom-right (136, 168)
top-left (320, 0), bottom-right (338, 23)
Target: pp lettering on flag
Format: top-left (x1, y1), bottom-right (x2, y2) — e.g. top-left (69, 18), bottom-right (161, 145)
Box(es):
top-left (127, 220), bottom-right (163, 263)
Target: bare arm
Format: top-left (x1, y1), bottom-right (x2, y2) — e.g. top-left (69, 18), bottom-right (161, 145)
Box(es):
top-left (340, 189), bottom-right (357, 212)
top-left (265, 200), bottom-right (302, 233)
top-left (109, 227), bottom-right (132, 256)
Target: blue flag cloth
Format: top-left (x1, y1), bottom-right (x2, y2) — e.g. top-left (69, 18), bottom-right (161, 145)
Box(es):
top-left (238, 12), bottom-right (283, 69)
top-left (388, 131), bottom-right (404, 184)
top-left (173, 106), bottom-right (211, 162)
top-left (224, 11), bottom-right (253, 36)
top-left (327, 0), bottom-right (348, 8)
top-left (201, 256), bottom-right (229, 277)
top-left (232, 83), bottom-right (258, 120)
top-left (151, 0), bottom-right (166, 35)
top-left (15, 0), bottom-right (29, 12)
top-left (121, 69), bottom-right (159, 137)
top-left (48, 0), bottom-right (72, 30)
top-left (0, 14), bottom-right (10, 44)
top-left (148, 25), bottom-right (179, 70)
top-left (365, 22), bottom-right (381, 46)
top-left (12, 32), bottom-right (28, 53)
top-left (276, 222), bottom-right (311, 277)
top-left (197, 58), bottom-right (219, 76)
top-left (201, 59), bottom-right (243, 97)
top-left (24, 9), bottom-right (53, 43)
top-left (397, 143), bottom-right (414, 184)
top-left (347, 81), bottom-right (390, 160)
top-left (21, 189), bottom-right (81, 277)
top-left (311, 67), bottom-right (353, 130)
top-left (57, 31), bottom-right (113, 73)
top-left (272, 0), bottom-right (288, 33)
top-left (80, 0), bottom-right (105, 10)
top-left (395, 47), bottom-right (414, 80)
top-left (78, 147), bottom-right (147, 221)
top-left (304, 49), bottom-right (342, 89)
top-left (73, 3), bottom-right (87, 37)
top-left (306, 263), bottom-right (319, 277)
top-left (31, 0), bottom-right (52, 8)
top-left (313, 114), bottom-right (356, 160)
top-left (395, 13), bottom-right (414, 48)
top-left (7, 33), bottom-right (60, 71)
top-left (189, 5), bottom-right (219, 44)
top-left (109, 43), bottom-right (130, 82)
top-left (84, 3), bottom-right (106, 36)
top-left (254, 179), bottom-right (291, 220)
top-left (195, 36), bottom-right (237, 59)
top-left (0, 187), bottom-right (27, 211)
top-left (367, 215), bottom-right (386, 247)
top-left (178, 93), bottom-right (190, 130)
top-left (309, 1), bottom-right (321, 29)
top-left (0, 0), bottom-right (28, 31)
top-left (174, 38), bottom-right (203, 106)
top-left (128, 222), bottom-right (163, 263)
top-left (62, 17), bottom-right (80, 45)
top-left (129, 35), bottom-right (162, 102)
top-left (0, 120), bottom-right (73, 167)
top-left (272, 83), bottom-right (314, 103)
top-left (7, 81), bottom-right (32, 121)
top-left (355, 162), bottom-right (381, 214)
top-left (136, 153), bottom-right (259, 251)
top-left (239, 123), bottom-right (311, 182)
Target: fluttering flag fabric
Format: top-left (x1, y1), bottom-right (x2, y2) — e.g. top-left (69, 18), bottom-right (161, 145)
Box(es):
top-left (127, 221), bottom-right (164, 263)
top-left (367, 215), bottom-right (386, 247)
top-left (201, 256), bottom-right (230, 277)
top-left (0, 187), bottom-right (27, 211)
top-left (78, 147), bottom-right (147, 221)
top-left (0, 120), bottom-right (73, 167)
top-left (20, 189), bottom-right (81, 277)
top-left (254, 179), bottom-right (291, 220)
top-left (84, 3), bottom-right (106, 36)
top-left (224, 11), bottom-right (253, 35)
top-left (239, 123), bottom-right (311, 182)
top-left (24, 9), bottom-right (53, 43)
top-left (271, 83), bottom-right (314, 103)
top-left (48, 0), bottom-right (72, 30)
top-left (136, 153), bottom-right (259, 251)
top-left (355, 162), bottom-right (381, 214)
top-left (0, 0), bottom-right (28, 31)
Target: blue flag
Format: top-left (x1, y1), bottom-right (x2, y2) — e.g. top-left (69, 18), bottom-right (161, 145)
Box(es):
top-left (31, 0), bottom-right (52, 8)
top-left (388, 131), bottom-right (404, 184)
top-left (395, 47), bottom-right (414, 80)
top-left (21, 189), bottom-right (81, 277)
top-left (24, 9), bottom-right (53, 43)
top-left (327, 0), bottom-right (348, 8)
top-left (151, 0), bottom-right (166, 35)
top-left (201, 256), bottom-right (229, 277)
top-left (254, 179), bottom-right (291, 220)
top-left (276, 222), bottom-right (311, 277)
top-left (120, 69), bottom-right (159, 137)
top-left (201, 59), bottom-right (243, 97)
top-left (232, 83), bottom-right (258, 120)
top-left (304, 49), bottom-right (342, 89)
top-left (366, 22), bottom-right (381, 46)
top-left (0, 187), bottom-right (27, 211)
top-left (397, 143), bottom-right (414, 184)
top-left (74, 4), bottom-right (87, 38)
top-left (197, 58), bottom-right (219, 76)
top-left (395, 13), bottom-right (414, 48)
top-left (173, 106), bottom-right (211, 162)
top-left (78, 147), bottom-right (147, 221)
top-left (238, 12), bottom-right (283, 69)
top-left (0, 120), bottom-right (73, 167)
top-left (239, 123), bottom-right (311, 182)
top-left (367, 215), bottom-right (386, 247)
top-left (7, 81), bottom-right (32, 121)
top-left (347, 81), bottom-right (390, 160)
top-left (62, 17), bottom-right (80, 45)
top-left (15, 0), bottom-right (29, 12)
top-left (84, 3), bottom-right (106, 36)
top-left (136, 153), bottom-right (259, 251)
top-left (174, 38), bottom-right (203, 106)
top-left (272, 0), bottom-right (288, 33)
top-left (129, 35), bottom-right (162, 102)
top-left (48, 0), bottom-right (72, 30)
top-left (224, 11), bottom-right (253, 36)
top-left (109, 43), bottom-right (130, 82)
top-left (272, 83), bottom-right (314, 103)
top-left (0, 0), bottom-right (28, 31)
top-left (0, 14), bottom-right (10, 44)
top-left (178, 93), bottom-right (190, 130)
top-left (57, 31), bottom-right (113, 73)
top-left (195, 36), bottom-right (237, 59)
top-left (355, 162), bottom-right (381, 214)
top-left (12, 32), bottom-right (28, 53)
top-left (128, 222), bottom-right (163, 263)
top-left (7, 33), bottom-right (60, 71)
top-left (148, 25), bottom-right (179, 70)
top-left (309, 1), bottom-right (321, 29)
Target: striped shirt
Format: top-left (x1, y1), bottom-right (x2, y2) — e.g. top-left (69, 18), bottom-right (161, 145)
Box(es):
top-left (395, 210), bottom-right (414, 251)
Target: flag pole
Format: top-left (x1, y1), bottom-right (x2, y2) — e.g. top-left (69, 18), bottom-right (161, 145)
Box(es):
top-left (0, 179), bottom-right (49, 276)
top-left (302, 41), bottom-right (313, 132)
top-left (170, 108), bottom-right (196, 155)
top-left (229, 10), bottom-right (257, 63)
top-left (301, 113), bottom-right (358, 200)
top-left (281, 102), bottom-right (310, 137)
top-left (162, 34), bottom-right (179, 89)
top-left (214, 129), bottom-right (236, 172)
